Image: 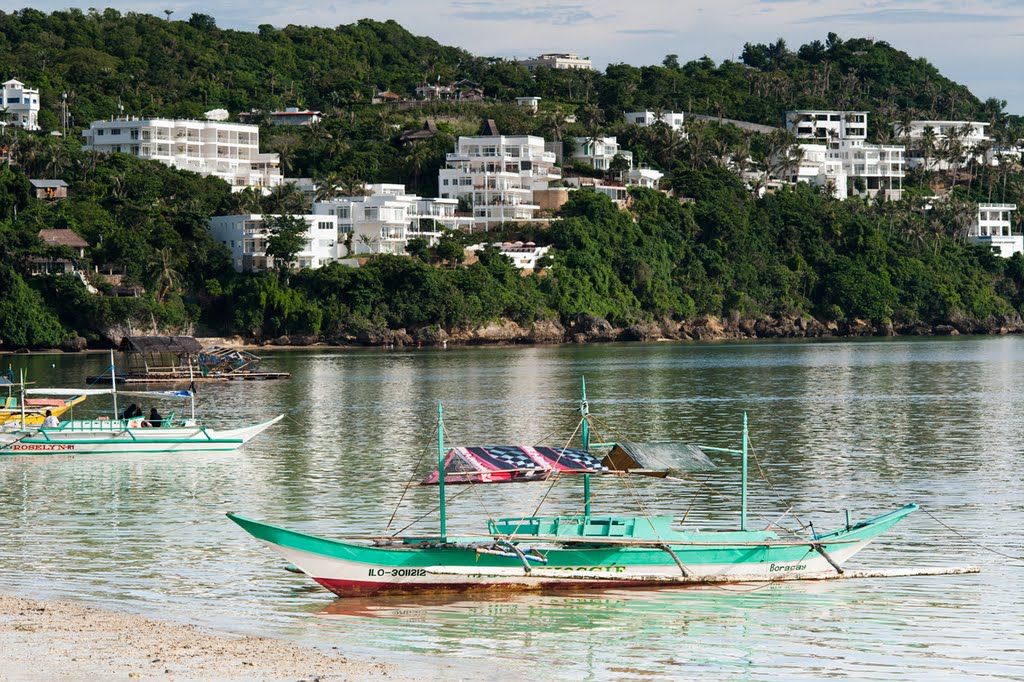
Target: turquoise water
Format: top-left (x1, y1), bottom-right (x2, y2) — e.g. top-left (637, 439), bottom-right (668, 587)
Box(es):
top-left (1, 338), bottom-right (1022, 680)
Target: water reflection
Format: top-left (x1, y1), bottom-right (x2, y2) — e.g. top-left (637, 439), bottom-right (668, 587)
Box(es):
top-left (1, 339), bottom-right (1023, 679)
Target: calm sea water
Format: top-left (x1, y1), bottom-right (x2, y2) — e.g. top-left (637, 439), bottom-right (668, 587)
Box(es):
top-left (1, 339), bottom-right (1022, 680)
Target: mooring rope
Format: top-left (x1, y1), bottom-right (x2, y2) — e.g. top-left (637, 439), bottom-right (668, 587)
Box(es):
top-left (921, 506), bottom-right (1024, 564)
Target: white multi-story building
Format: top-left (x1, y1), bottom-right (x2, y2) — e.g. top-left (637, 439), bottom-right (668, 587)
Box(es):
top-left (82, 117), bottom-right (283, 191)
top-left (785, 110), bottom-right (903, 200)
top-left (624, 111), bottom-right (686, 130)
top-left (439, 133), bottom-right (561, 230)
top-left (894, 120), bottom-right (992, 170)
top-left (968, 203), bottom-right (1020, 257)
top-left (785, 110), bottom-right (867, 142)
top-left (1, 79), bottom-right (40, 130)
top-left (570, 136), bottom-right (633, 171)
top-left (314, 184), bottom-right (473, 256)
top-left (208, 214), bottom-right (338, 272)
top-left (518, 53), bottom-right (592, 70)
top-left (784, 144), bottom-right (849, 199)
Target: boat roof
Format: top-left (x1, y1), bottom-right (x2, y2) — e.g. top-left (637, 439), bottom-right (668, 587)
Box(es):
top-left (423, 442), bottom-right (714, 485)
top-left (118, 336), bottom-right (203, 355)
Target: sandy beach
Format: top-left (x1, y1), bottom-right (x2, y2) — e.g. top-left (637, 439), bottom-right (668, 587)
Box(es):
top-left (0, 593), bottom-right (400, 681)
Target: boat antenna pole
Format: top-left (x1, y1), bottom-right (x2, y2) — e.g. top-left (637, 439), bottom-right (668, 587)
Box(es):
top-left (19, 369), bottom-right (26, 430)
top-left (110, 349), bottom-right (118, 420)
top-left (437, 401), bottom-right (447, 541)
top-left (581, 376), bottom-right (591, 517)
top-left (741, 411), bottom-right (748, 532)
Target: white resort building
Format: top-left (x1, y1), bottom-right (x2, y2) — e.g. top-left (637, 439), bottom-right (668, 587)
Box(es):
top-left (208, 214), bottom-right (339, 272)
top-left (1, 78), bottom-right (40, 130)
top-left (968, 203), bottom-right (1020, 257)
top-left (570, 136), bottom-right (633, 171)
top-left (313, 184), bottom-right (473, 256)
top-left (518, 53), bottom-right (592, 71)
top-left (784, 144), bottom-right (848, 199)
top-left (469, 242), bottom-right (551, 271)
top-left (82, 117), bottom-right (283, 191)
top-left (786, 110), bottom-right (904, 200)
top-left (438, 122), bottom-right (561, 230)
top-left (893, 120), bottom-right (993, 170)
top-left (624, 111), bottom-right (686, 130)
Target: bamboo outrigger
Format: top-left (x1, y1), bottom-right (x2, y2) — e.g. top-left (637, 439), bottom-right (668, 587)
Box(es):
top-left (229, 379), bottom-right (966, 597)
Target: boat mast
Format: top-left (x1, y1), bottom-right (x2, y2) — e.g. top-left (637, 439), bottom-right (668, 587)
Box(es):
top-left (580, 376), bottom-right (591, 517)
top-left (437, 401), bottom-right (447, 541)
top-left (110, 349), bottom-right (118, 419)
top-left (741, 412), bottom-right (748, 532)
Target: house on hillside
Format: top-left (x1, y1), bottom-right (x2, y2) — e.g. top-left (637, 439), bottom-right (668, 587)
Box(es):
top-left (570, 136), bottom-right (633, 172)
top-left (516, 97), bottom-right (541, 114)
top-left (968, 203), bottom-right (1020, 257)
top-left (240, 108), bottom-right (322, 127)
top-left (624, 111), bottom-right (686, 131)
top-left (313, 183), bottom-right (472, 256)
top-left (893, 120), bottom-right (993, 170)
top-left (207, 214), bottom-right (339, 272)
top-left (1, 78), bottom-right (40, 131)
top-left (30, 179), bottom-right (69, 201)
top-left (28, 229), bottom-right (90, 277)
top-left (81, 117), bottom-right (283, 192)
top-left (399, 119), bottom-right (439, 144)
top-left (438, 120), bottom-right (561, 230)
top-left (518, 53), bottom-right (592, 70)
top-left (785, 110), bottom-right (904, 200)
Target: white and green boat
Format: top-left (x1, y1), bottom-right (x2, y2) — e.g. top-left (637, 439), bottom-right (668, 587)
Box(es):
top-left (229, 382), bottom-right (916, 596)
top-left (0, 386), bottom-right (282, 456)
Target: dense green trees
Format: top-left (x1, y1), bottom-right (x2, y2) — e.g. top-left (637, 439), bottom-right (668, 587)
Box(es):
top-left (0, 10), bottom-right (1023, 347)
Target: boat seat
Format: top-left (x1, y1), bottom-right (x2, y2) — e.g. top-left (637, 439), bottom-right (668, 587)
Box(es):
top-left (162, 411), bottom-right (176, 427)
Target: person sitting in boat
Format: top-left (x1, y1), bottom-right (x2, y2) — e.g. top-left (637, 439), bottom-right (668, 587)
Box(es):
top-left (121, 403), bottom-right (142, 420)
top-left (143, 407), bottom-right (163, 428)
top-left (42, 410), bottom-right (59, 428)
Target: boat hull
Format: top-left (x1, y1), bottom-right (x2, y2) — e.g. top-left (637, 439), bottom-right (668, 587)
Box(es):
top-left (228, 504), bottom-right (917, 596)
top-left (0, 415), bottom-right (283, 455)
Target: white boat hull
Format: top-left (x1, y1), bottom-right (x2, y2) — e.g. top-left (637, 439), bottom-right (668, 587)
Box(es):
top-left (0, 415), bottom-right (283, 455)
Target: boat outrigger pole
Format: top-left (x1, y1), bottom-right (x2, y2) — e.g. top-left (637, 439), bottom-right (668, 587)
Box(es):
top-left (437, 401), bottom-right (447, 541)
top-left (580, 376), bottom-right (591, 517)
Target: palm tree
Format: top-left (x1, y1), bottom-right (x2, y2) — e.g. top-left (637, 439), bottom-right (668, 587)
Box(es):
top-left (148, 247), bottom-right (181, 302)
top-left (262, 182), bottom-right (307, 214)
top-left (226, 187), bottom-right (263, 214)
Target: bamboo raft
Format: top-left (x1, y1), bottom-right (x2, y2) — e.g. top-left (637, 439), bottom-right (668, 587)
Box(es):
top-left (86, 370), bottom-right (292, 384)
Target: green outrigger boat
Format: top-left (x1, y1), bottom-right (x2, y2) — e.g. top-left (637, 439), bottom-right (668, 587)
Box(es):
top-left (229, 381), bottom-right (917, 596)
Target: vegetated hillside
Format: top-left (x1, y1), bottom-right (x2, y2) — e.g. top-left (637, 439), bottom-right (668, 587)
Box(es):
top-left (0, 10), bottom-right (1008, 131)
top-left (0, 9), bottom-right (1023, 349)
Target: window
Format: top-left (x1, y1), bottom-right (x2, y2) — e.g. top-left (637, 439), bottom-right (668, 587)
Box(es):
top-left (6, 97), bottom-right (18, 104)
top-left (97, 129), bottom-right (105, 136)
top-left (130, 130), bottom-right (139, 139)
top-left (318, 221), bottom-right (332, 231)
top-left (111, 128), bottom-right (120, 135)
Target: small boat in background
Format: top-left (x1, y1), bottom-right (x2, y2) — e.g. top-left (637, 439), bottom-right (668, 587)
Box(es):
top-left (1, 355), bottom-right (282, 455)
top-left (229, 380), bottom-right (919, 597)
top-left (0, 372), bottom-right (87, 426)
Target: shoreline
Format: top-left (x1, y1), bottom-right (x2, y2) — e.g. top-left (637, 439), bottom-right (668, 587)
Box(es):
top-left (1, 311), bottom-right (1020, 356)
top-left (0, 591), bottom-right (400, 681)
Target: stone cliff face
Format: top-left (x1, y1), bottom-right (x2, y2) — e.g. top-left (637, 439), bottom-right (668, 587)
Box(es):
top-left (36, 313), bottom-right (1019, 352)
top-left (292, 312), bottom-right (1024, 348)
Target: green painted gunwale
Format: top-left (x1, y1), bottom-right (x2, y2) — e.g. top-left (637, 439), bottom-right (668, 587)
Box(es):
top-left (227, 504), bottom-right (916, 570)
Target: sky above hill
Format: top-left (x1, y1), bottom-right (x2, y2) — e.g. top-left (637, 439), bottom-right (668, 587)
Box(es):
top-left (28, 1), bottom-right (1024, 115)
